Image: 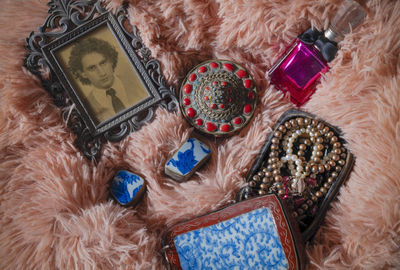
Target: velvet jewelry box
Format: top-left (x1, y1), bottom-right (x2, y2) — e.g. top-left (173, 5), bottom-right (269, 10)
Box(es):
top-left (237, 109), bottom-right (354, 241)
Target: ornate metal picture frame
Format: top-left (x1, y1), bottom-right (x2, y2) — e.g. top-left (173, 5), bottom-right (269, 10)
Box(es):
top-left (25, 0), bottom-right (177, 159)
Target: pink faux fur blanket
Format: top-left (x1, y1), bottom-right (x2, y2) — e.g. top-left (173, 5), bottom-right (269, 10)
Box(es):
top-left (1, 0), bottom-right (399, 269)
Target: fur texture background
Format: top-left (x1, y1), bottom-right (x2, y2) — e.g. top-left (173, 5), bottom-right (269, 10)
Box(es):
top-left (1, 0), bottom-right (399, 269)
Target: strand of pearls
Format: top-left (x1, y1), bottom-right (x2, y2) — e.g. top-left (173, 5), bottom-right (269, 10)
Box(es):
top-left (248, 116), bottom-right (348, 221)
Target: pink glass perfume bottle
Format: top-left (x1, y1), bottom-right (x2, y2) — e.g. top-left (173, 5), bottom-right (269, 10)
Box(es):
top-left (268, 0), bottom-right (366, 106)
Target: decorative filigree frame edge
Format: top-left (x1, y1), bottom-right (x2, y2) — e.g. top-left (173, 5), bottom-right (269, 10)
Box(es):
top-left (24, 0), bottom-right (178, 159)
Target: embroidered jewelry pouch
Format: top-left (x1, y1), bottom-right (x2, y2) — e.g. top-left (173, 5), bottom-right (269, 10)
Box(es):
top-left (162, 194), bottom-right (305, 270)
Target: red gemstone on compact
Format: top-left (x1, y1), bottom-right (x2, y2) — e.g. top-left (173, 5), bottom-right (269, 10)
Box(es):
top-left (189, 73), bottom-right (197, 82)
top-left (236, 69), bottom-right (246, 78)
top-left (183, 98), bottom-right (191, 105)
top-left (221, 81), bottom-right (227, 86)
top-left (196, 119), bottom-right (203, 126)
top-left (206, 122), bottom-right (217, 132)
top-left (184, 84), bottom-right (192, 94)
top-left (204, 96), bottom-right (209, 101)
top-left (248, 91), bottom-right (255, 100)
top-left (220, 124), bottom-right (230, 132)
top-left (228, 88), bottom-right (232, 93)
top-left (219, 104), bottom-right (225, 109)
top-left (187, 107), bottom-right (196, 118)
top-left (244, 79), bottom-right (253, 89)
top-left (198, 66), bottom-right (207, 73)
top-left (224, 63), bottom-right (234, 71)
top-left (210, 62), bottom-right (219, 68)
top-left (228, 98), bottom-right (232, 102)
top-left (205, 86), bottom-right (210, 91)
top-left (210, 103), bottom-right (217, 109)
top-left (243, 104), bottom-right (252, 114)
top-left (233, 117), bottom-right (242, 125)
top-left (213, 81), bottom-right (218, 85)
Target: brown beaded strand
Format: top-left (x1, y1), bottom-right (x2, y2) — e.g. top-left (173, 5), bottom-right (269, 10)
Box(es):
top-left (248, 116), bottom-right (347, 223)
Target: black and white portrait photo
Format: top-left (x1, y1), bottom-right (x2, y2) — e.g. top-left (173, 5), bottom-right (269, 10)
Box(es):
top-left (55, 26), bottom-right (149, 124)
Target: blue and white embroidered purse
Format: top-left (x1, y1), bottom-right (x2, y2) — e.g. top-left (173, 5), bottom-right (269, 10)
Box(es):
top-left (162, 194), bottom-right (305, 270)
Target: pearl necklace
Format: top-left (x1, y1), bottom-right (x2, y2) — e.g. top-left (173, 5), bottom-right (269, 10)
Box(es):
top-left (248, 116), bottom-right (348, 223)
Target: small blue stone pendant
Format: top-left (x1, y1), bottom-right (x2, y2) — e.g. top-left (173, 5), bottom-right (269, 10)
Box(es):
top-left (109, 170), bottom-right (146, 207)
top-left (165, 137), bottom-right (211, 182)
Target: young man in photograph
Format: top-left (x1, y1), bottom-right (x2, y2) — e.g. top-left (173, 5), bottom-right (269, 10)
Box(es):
top-left (69, 37), bottom-right (142, 123)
